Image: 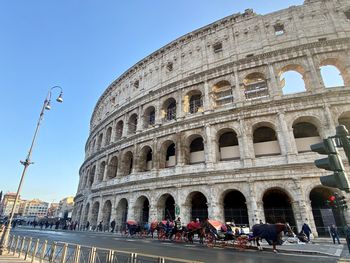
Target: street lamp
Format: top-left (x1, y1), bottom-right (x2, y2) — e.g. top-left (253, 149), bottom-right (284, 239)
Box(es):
top-left (0, 86), bottom-right (63, 254)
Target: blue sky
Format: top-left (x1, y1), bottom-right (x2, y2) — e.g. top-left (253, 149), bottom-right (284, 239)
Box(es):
top-left (0, 0), bottom-right (306, 203)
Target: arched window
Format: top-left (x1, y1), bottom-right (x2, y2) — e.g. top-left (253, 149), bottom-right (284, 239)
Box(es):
top-left (189, 92), bottom-right (203, 114)
top-left (115, 120), bottom-right (123, 140)
top-left (243, 73), bottom-right (268, 100)
top-left (98, 161), bottom-right (106, 181)
top-left (89, 166), bottom-right (96, 187)
top-left (163, 98), bottom-right (176, 121)
top-left (189, 137), bottom-right (205, 164)
top-left (253, 126), bottom-right (281, 157)
top-left (293, 122), bottom-right (321, 153)
top-left (212, 80), bottom-right (233, 107)
top-left (105, 127), bottom-right (112, 145)
top-left (320, 65), bottom-right (344, 88)
top-left (143, 106), bottom-right (156, 128)
top-left (107, 156), bottom-right (118, 179)
top-left (166, 143), bottom-right (176, 167)
top-left (128, 114), bottom-right (137, 135)
top-left (123, 152), bottom-right (133, 175)
top-left (279, 65), bottom-right (307, 95)
top-left (218, 131), bottom-right (239, 160)
top-left (139, 146), bottom-right (153, 171)
top-left (97, 133), bottom-right (103, 151)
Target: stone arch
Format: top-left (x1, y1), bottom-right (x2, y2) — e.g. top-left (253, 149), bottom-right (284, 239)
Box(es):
top-left (292, 116), bottom-right (322, 153)
top-left (263, 188), bottom-right (296, 228)
top-left (162, 97), bottom-right (177, 121)
top-left (98, 161), bottom-right (106, 182)
top-left (309, 186), bottom-right (343, 237)
top-left (116, 198), bottom-right (128, 232)
top-left (77, 204), bottom-right (84, 225)
top-left (338, 111), bottom-right (350, 131)
top-left (82, 203), bottom-right (90, 228)
top-left (97, 133), bottom-right (103, 151)
top-left (221, 189), bottom-right (249, 226)
top-left (217, 128), bottom-right (240, 160)
top-left (91, 201), bottom-right (100, 229)
top-left (88, 165), bottom-right (96, 187)
top-left (278, 64), bottom-right (309, 94)
top-left (319, 58), bottom-right (349, 87)
top-left (184, 90), bottom-right (203, 114)
top-left (121, 151), bottom-right (133, 176)
top-left (243, 72), bottom-right (268, 100)
top-left (107, 155), bottom-right (118, 179)
top-left (212, 80), bottom-right (234, 107)
top-left (105, 127), bottom-right (112, 145)
top-left (128, 113), bottom-right (138, 135)
top-left (185, 191), bottom-right (208, 221)
top-left (252, 122), bottom-right (281, 157)
top-left (138, 145), bottom-right (153, 172)
top-left (134, 195), bottom-right (150, 224)
top-left (115, 120), bottom-right (123, 140)
top-left (185, 134), bottom-right (205, 164)
top-left (102, 200), bottom-right (112, 230)
top-left (160, 140), bottom-right (176, 168)
top-left (143, 106), bottom-right (156, 128)
top-left (157, 193), bottom-right (176, 221)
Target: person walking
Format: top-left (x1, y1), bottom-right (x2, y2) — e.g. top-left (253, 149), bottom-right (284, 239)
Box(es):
top-left (301, 220), bottom-right (312, 242)
top-left (330, 224), bottom-right (340, 244)
top-left (111, 219), bottom-right (116, 233)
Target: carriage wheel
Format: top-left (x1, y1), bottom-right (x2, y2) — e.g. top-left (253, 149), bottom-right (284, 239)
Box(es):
top-left (174, 232), bottom-right (183, 243)
top-left (158, 229), bottom-right (166, 240)
top-left (235, 236), bottom-right (248, 251)
top-left (205, 233), bottom-right (215, 248)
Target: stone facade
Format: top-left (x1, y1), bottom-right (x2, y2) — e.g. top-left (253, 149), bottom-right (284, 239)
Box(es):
top-left (73, 0), bottom-right (350, 236)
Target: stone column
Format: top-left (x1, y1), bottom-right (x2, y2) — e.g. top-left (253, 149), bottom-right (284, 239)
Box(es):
top-left (152, 138), bottom-right (159, 170)
top-left (233, 66), bottom-right (244, 102)
top-left (323, 104), bottom-right (336, 137)
top-left (277, 111), bottom-right (298, 156)
top-left (155, 98), bottom-right (162, 127)
top-left (136, 106), bottom-right (143, 133)
top-left (203, 80), bottom-right (213, 113)
top-left (304, 200), bottom-right (318, 237)
top-left (267, 63), bottom-right (281, 98)
top-left (275, 128), bottom-right (287, 156)
top-left (204, 124), bottom-right (215, 165)
top-left (96, 198), bottom-right (104, 225)
top-left (177, 90), bottom-right (184, 120)
top-left (306, 51), bottom-right (324, 92)
top-left (176, 133), bottom-right (185, 166)
top-left (239, 118), bottom-right (254, 165)
top-left (122, 114), bottom-right (128, 138)
top-left (110, 197), bottom-right (117, 223)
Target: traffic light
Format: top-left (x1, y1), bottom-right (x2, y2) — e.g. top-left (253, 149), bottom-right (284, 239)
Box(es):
top-left (335, 194), bottom-right (348, 210)
top-left (310, 138), bottom-right (350, 192)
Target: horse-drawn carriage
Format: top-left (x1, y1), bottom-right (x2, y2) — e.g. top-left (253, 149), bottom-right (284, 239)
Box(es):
top-left (203, 220), bottom-right (251, 250)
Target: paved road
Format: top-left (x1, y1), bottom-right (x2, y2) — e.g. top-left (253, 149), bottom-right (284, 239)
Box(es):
top-left (10, 228), bottom-right (337, 263)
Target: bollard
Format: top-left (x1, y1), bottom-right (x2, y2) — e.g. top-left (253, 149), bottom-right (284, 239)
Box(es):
top-left (18, 236), bottom-right (26, 258)
top-left (39, 240), bottom-right (47, 263)
top-left (24, 237), bottom-right (32, 260)
top-left (59, 243), bottom-right (68, 263)
top-left (13, 235), bottom-right (20, 255)
top-left (31, 239), bottom-right (39, 263)
top-left (49, 242), bottom-right (57, 263)
top-left (73, 245), bottom-right (80, 263)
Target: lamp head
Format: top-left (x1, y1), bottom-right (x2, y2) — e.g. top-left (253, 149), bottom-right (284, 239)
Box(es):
top-left (56, 92), bottom-right (63, 103)
top-left (45, 101), bottom-right (51, 110)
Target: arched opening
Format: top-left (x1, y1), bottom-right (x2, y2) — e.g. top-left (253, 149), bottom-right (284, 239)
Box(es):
top-left (97, 133), bottom-right (103, 151)
top-left (105, 127), bottom-right (112, 145)
top-left (107, 156), bottom-right (118, 179)
top-left (280, 71), bottom-right (306, 94)
top-left (320, 65), bottom-right (345, 88)
top-left (128, 114), bottom-right (138, 135)
top-left (253, 126), bottom-right (281, 157)
top-left (163, 98), bottom-right (176, 121)
top-left (212, 80), bottom-right (233, 107)
top-left (134, 196), bottom-right (150, 224)
top-left (98, 161), bottom-right (106, 182)
top-left (143, 106), bottom-right (156, 128)
top-left (83, 203), bottom-right (90, 227)
top-left (123, 152), bottom-right (133, 176)
top-left (139, 146), bottom-right (153, 172)
top-left (161, 141), bottom-right (176, 168)
top-left (189, 192), bottom-right (208, 221)
top-left (223, 190), bottom-right (249, 226)
top-left (293, 121), bottom-right (321, 152)
top-left (91, 139), bottom-right (96, 153)
top-left (89, 166), bottom-right (96, 187)
top-left (310, 187), bottom-right (343, 236)
top-left (115, 120), bottom-right (123, 140)
top-left (91, 201), bottom-right (100, 229)
top-left (189, 136), bottom-right (205, 164)
top-left (116, 199), bottom-right (128, 233)
top-left (243, 72), bottom-right (268, 100)
top-left (188, 91), bottom-right (203, 114)
top-left (338, 111), bottom-right (350, 131)
top-left (263, 189), bottom-right (296, 229)
top-left (157, 194), bottom-right (175, 220)
top-left (218, 130), bottom-right (239, 160)
top-left (102, 200), bottom-right (112, 231)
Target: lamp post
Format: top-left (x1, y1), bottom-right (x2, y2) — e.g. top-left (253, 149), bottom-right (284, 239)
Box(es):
top-left (0, 86), bottom-right (63, 255)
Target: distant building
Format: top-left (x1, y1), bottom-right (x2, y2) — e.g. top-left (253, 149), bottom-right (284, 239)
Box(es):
top-left (21, 199), bottom-right (49, 218)
top-left (57, 197), bottom-right (74, 219)
top-left (0, 193), bottom-right (21, 217)
top-left (47, 203), bottom-right (59, 218)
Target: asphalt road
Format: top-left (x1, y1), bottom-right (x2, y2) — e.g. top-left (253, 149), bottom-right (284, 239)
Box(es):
top-left (10, 228), bottom-right (337, 263)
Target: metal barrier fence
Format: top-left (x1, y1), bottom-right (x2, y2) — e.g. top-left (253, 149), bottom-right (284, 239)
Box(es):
top-left (7, 234), bottom-right (202, 263)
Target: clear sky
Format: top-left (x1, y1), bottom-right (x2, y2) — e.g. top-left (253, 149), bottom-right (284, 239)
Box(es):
top-left (0, 0), bottom-right (305, 203)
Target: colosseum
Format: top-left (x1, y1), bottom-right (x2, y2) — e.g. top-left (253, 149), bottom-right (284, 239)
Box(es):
top-left (73, 0), bottom-right (350, 236)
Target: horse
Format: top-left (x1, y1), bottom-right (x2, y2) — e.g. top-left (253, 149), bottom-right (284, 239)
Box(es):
top-left (251, 223), bottom-right (294, 253)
